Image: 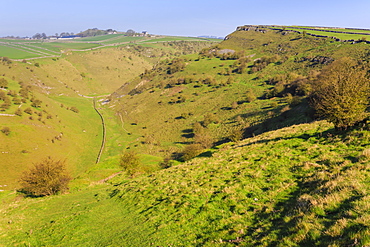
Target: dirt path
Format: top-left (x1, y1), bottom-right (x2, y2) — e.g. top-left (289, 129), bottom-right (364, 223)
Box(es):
top-left (93, 171), bottom-right (123, 184)
top-left (118, 112), bottom-right (129, 133)
top-left (93, 98), bottom-right (106, 164)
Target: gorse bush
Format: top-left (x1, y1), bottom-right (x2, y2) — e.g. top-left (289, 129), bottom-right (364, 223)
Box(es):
top-left (19, 157), bottom-right (71, 196)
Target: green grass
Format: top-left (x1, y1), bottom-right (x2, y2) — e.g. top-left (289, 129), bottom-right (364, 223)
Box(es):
top-left (3, 26), bottom-right (370, 246)
top-left (0, 44), bottom-right (40, 59)
top-left (77, 34), bottom-right (123, 41)
top-left (0, 89), bottom-right (102, 189)
top-left (102, 36), bottom-right (148, 44)
top-left (0, 36), bottom-right (219, 60)
top-left (0, 39), bottom-right (217, 189)
top-left (286, 28), bottom-right (368, 41)
top-left (293, 26), bottom-right (370, 34)
top-left (44, 42), bottom-right (101, 50)
top-left (140, 36), bottom-right (212, 43)
top-left (2, 121), bottom-right (370, 246)
top-left (18, 43), bottom-right (60, 54)
top-left (26, 43), bottom-right (67, 53)
top-left (106, 27), bottom-right (370, 192)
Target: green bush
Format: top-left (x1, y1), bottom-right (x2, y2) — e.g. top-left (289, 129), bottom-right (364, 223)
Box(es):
top-left (19, 157), bottom-right (71, 196)
top-left (24, 107), bottom-right (33, 115)
top-left (119, 151), bottom-right (140, 177)
top-left (70, 106), bottom-right (79, 113)
top-left (1, 126), bottom-right (10, 136)
top-left (311, 57), bottom-right (370, 130)
top-left (15, 108), bottom-right (22, 116)
top-left (202, 113), bottom-right (219, 127)
top-left (245, 90), bottom-right (256, 103)
top-left (229, 127), bottom-right (243, 142)
top-left (0, 78), bottom-right (8, 88)
top-left (31, 98), bottom-right (42, 108)
top-left (181, 144), bottom-right (203, 161)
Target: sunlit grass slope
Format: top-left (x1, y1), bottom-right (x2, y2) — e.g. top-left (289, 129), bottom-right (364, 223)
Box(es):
top-left (0, 47), bottom-right (152, 189)
top-left (109, 27), bottom-right (370, 161)
top-left (0, 79), bottom-right (102, 188)
top-left (0, 40), bottom-right (218, 189)
top-left (2, 120), bottom-right (370, 246)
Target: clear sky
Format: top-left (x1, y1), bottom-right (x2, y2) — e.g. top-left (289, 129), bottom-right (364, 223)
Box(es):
top-left (1, 0), bottom-right (370, 37)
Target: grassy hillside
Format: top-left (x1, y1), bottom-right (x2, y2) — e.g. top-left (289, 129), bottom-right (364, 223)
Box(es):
top-left (108, 26), bottom-right (370, 164)
top-left (0, 39), bottom-right (219, 189)
top-left (0, 69), bottom-right (103, 188)
top-left (1, 120), bottom-right (370, 246)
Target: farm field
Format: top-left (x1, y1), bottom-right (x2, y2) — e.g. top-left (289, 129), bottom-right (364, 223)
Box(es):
top-left (286, 28), bottom-right (369, 40)
top-left (0, 34), bottom-right (220, 60)
top-left (292, 26), bottom-right (370, 34)
top-left (0, 44), bottom-right (39, 59)
top-left (268, 25), bottom-right (370, 41)
top-left (77, 34), bottom-right (123, 41)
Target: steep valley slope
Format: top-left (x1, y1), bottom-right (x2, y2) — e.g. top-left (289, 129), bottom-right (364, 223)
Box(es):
top-left (0, 41), bottom-right (217, 189)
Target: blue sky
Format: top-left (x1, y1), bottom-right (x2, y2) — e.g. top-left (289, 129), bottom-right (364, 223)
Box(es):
top-left (2, 0), bottom-right (369, 37)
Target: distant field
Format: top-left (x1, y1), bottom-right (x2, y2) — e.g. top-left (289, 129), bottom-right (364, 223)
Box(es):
top-left (0, 35), bottom-right (218, 60)
top-left (0, 39), bottom-right (40, 43)
top-left (287, 28), bottom-right (368, 40)
top-left (78, 34), bottom-right (122, 41)
top-left (42, 42), bottom-right (101, 50)
top-left (0, 41), bottom-right (99, 59)
top-left (140, 36), bottom-right (214, 43)
top-left (26, 42), bottom-right (64, 53)
top-left (293, 26), bottom-right (370, 34)
top-left (280, 26), bottom-right (370, 40)
top-left (102, 36), bottom-right (148, 44)
top-left (0, 44), bottom-right (39, 59)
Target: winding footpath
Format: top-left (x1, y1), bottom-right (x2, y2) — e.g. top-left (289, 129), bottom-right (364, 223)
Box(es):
top-left (93, 98), bottom-right (106, 164)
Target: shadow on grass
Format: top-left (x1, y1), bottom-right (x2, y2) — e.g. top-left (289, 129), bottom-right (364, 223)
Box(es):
top-left (243, 100), bottom-right (315, 138)
top-left (243, 162), bottom-right (366, 246)
top-left (181, 128), bottom-right (194, 139)
top-left (197, 150), bottom-right (213, 158)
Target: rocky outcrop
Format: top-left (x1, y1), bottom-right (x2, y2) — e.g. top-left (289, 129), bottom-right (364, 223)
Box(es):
top-left (237, 25), bottom-right (370, 44)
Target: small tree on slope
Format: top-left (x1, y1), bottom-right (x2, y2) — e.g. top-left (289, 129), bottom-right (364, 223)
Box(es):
top-left (311, 57), bottom-right (370, 130)
top-left (19, 157), bottom-right (71, 196)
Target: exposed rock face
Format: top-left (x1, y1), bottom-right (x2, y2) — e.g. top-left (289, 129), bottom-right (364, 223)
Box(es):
top-left (236, 25), bottom-right (370, 44)
top-left (217, 49), bottom-right (235, 54)
top-left (295, 56), bottom-right (334, 66)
